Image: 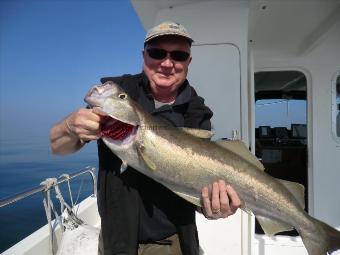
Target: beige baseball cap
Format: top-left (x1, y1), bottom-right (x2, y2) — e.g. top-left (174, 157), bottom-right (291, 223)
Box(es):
top-left (144, 21), bottom-right (194, 44)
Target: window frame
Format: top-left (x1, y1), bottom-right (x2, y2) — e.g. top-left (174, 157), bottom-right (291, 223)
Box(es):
top-left (331, 71), bottom-right (340, 143)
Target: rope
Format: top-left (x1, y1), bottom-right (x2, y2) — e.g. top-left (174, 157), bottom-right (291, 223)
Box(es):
top-left (40, 173), bottom-right (91, 254)
top-left (53, 181), bottom-right (73, 213)
top-left (59, 173), bottom-right (86, 216)
top-left (40, 178), bottom-right (58, 255)
top-left (40, 178), bottom-right (72, 254)
top-left (74, 175), bottom-right (85, 215)
top-left (59, 174), bottom-right (74, 208)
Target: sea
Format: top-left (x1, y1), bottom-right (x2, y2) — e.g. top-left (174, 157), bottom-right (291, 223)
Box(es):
top-left (0, 130), bottom-right (99, 252)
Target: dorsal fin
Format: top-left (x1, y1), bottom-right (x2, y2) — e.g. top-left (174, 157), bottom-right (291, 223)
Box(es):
top-left (278, 179), bottom-right (305, 209)
top-left (179, 127), bottom-right (214, 139)
top-left (215, 140), bottom-right (264, 171)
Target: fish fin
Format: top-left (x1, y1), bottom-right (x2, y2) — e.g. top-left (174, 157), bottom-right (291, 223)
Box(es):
top-left (174, 191), bottom-right (201, 207)
top-left (297, 215), bottom-right (340, 255)
top-left (140, 154), bottom-right (157, 171)
top-left (215, 140), bottom-right (265, 171)
top-left (277, 179), bottom-right (305, 209)
top-left (136, 145), bottom-right (157, 171)
top-left (179, 127), bottom-right (214, 139)
top-left (256, 215), bottom-right (293, 236)
top-left (120, 162), bottom-right (128, 173)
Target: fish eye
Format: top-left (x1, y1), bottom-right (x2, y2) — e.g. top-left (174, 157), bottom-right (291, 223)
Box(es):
top-left (118, 93), bottom-right (127, 99)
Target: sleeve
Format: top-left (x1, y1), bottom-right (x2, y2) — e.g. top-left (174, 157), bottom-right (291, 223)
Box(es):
top-left (100, 76), bottom-right (124, 84)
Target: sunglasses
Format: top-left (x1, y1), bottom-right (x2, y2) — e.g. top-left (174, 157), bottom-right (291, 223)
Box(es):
top-left (146, 48), bottom-right (190, 62)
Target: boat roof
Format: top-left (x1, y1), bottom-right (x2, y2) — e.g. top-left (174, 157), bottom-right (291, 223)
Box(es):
top-left (132, 0), bottom-right (340, 57)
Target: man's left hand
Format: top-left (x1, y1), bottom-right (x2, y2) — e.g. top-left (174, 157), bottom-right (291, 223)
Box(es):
top-left (201, 180), bottom-right (241, 219)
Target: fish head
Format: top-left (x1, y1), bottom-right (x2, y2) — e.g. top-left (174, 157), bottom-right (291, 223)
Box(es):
top-left (84, 81), bottom-right (140, 149)
top-left (85, 81), bottom-right (139, 125)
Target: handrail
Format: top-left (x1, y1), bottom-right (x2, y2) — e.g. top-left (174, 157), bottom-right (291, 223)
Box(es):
top-left (0, 166), bottom-right (97, 208)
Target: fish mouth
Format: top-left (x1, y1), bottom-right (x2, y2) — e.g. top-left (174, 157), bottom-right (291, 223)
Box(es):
top-left (100, 115), bottom-right (138, 146)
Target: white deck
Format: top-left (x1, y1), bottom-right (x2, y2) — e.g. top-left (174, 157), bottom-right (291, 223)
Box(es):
top-left (2, 196), bottom-right (100, 255)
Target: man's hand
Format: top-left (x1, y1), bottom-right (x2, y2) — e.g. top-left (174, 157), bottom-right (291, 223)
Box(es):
top-left (50, 108), bottom-right (101, 155)
top-left (64, 108), bottom-right (101, 143)
top-left (201, 180), bottom-right (241, 219)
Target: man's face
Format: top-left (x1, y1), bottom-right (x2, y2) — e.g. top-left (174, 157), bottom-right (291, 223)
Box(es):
top-left (143, 36), bottom-right (192, 100)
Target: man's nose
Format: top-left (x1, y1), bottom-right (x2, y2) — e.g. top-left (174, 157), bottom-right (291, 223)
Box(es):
top-left (160, 56), bottom-right (174, 67)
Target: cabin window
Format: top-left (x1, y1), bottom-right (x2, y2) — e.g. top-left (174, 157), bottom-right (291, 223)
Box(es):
top-left (254, 70), bottom-right (308, 236)
top-left (332, 73), bottom-right (340, 140)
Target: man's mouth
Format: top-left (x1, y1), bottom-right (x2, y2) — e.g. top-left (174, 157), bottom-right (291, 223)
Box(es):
top-left (158, 72), bottom-right (173, 78)
top-left (100, 115), bottom-right (136, 141)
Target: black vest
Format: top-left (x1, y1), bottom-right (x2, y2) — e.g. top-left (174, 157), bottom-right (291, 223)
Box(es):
top-left (97, 73), bottom-right (213, 255)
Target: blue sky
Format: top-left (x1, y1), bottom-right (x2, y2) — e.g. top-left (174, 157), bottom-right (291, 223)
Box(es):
top-left (256, 99), bottom-right (306, 129)
top-left (0, 0), bottom-right (145, 138)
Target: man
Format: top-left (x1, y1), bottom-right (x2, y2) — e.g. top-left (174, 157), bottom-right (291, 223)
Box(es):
top-left (50, 21), bottom-right (241, 255)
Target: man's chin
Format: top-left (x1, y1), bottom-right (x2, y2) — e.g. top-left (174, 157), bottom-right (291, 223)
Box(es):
top-left (154, 78), bottom-right (176, 88)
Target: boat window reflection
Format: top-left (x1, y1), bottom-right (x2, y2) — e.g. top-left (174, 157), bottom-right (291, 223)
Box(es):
top-left (336, 75), bottom-right (340, 137)
top-left (254, 70), bottom-right (308, 236)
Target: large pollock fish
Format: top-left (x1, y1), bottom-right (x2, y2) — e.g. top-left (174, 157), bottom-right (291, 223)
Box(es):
top-left (85, 81), bottom-right (340, 255)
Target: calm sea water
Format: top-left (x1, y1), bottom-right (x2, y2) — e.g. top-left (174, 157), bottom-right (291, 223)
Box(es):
top-left (0, 132), bottom-right (99, 252)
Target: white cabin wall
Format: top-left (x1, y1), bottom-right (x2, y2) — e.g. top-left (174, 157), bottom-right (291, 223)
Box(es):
top-left (253, 18), bottom-right (340, 228)
top-left (154, 1), bottom-right (248, 45)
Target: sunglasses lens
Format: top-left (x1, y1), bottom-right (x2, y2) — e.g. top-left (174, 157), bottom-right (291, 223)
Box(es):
top-left (170, 51), bottom-right (190, 61)
top-left (147, 48), bottom-right (190, 62)
top-left (147, 48), bottom-right (167, 60)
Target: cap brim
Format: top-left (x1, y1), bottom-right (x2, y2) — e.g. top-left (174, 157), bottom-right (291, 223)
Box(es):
top-left (145, 32), bottom-right (194, 43)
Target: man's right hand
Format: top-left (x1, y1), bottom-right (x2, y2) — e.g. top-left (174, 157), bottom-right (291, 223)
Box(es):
top-left (64, 108), bottom-right (101, 142)
top-left (49, 108), bottom-right (101, 155)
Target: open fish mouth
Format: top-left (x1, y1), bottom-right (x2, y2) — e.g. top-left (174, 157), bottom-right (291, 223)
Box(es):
top-left (100, 115), bottom-right (138, 145)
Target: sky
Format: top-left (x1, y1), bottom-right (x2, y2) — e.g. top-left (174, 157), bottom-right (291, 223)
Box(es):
top-left (256, 99), bottom-right (306, 129)
top-left (0, 0), bottom-right (145, 139)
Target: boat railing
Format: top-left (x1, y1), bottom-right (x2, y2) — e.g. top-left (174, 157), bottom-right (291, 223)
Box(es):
top-left (0, 166), bottom-right (97, 208)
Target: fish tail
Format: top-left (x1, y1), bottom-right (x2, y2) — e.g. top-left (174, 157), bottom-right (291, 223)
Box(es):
top-left (299, 216), bottom-right (340, 255)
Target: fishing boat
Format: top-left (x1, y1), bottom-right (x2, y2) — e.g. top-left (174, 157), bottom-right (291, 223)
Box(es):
top-left (1, 0), bottom-right (340, 254)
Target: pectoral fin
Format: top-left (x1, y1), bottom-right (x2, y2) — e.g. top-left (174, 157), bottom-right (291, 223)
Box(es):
top-left (120, 161), bottom-right (128, 173)
top-left (256, 215), bottom-right (293, 236)
top-left (179, 127), bottom-right (214, 139)
top-left (136, 144), bottom-right (157, 171)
